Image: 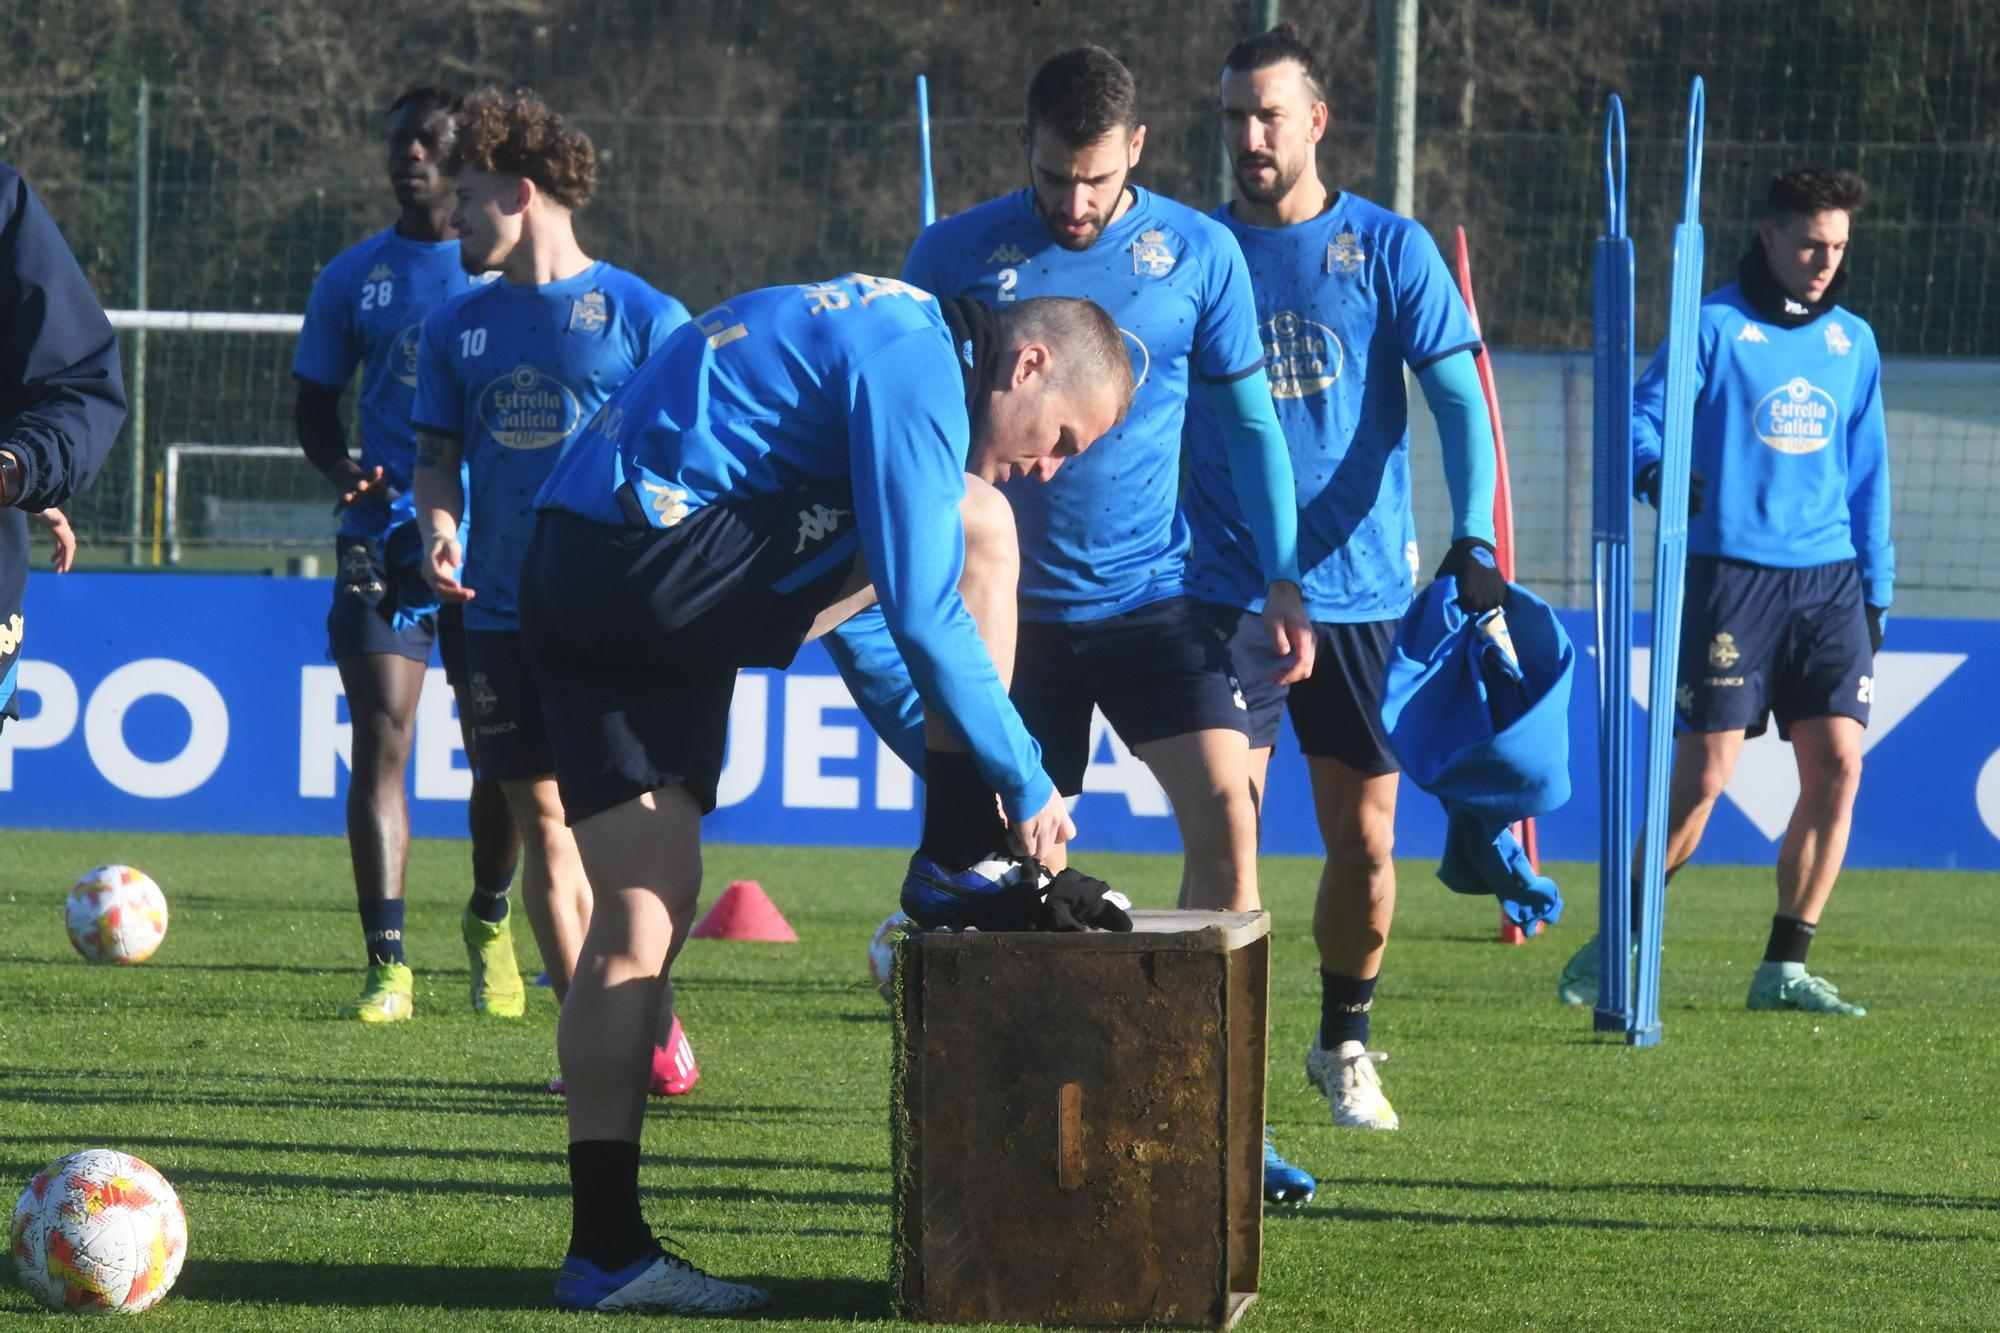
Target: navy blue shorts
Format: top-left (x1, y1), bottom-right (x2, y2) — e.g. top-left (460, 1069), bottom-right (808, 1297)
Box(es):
top-left (436, 602), bottom-right (470, 689)
top-left (1677, 555), bottom-right (1873, 740)
top-left (326, 528), bottom-right (437, 665)
top-left (1205, 602), bottom-right (1399, 773)
top-left (1013, 595), bottom-right (1250, 796)
top-left (463, 628), bottom-right (555, 782)
top-left (519, 487), bottom-right (862, 823)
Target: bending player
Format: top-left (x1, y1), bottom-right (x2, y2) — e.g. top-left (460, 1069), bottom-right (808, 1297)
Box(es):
top-left (522, 278), bottom-right (1131, 1313)
top-left (1558, 166), bottom-right (1891, 1017)
top-left (291, 85), bottom-right (521, 1023)
top-left (1187, 27), bottom-right (1509, 1133)
top-left (410, 88), bottom-right (696, 1083)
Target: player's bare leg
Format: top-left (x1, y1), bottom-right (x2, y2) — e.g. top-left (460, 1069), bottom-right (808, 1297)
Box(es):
top-left (501, 775), bottom-right (590, 1002)
top-left (333, 651), bottom-right (425, 1020)
top-left (1748, 714), bottom-right (1867, 1015)
top-left (1133, 729), bottom-right (1260, 912)
top-left (1304, 756), bottom-right (1400, 1130)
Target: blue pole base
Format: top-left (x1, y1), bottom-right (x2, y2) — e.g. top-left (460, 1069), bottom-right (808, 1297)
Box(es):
top-left (1626, 1024), bottom-right (1663, 1048)
top-left (1592, 1009), bottom-right (1629, 1034)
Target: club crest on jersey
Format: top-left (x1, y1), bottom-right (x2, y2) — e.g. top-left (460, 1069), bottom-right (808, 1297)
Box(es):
top-left (1325, 231), bottom-right (1365, 275)
top-left (1262, 310), bottom-right (1344, 399)
top-left (470, 672), bottom-right (500, 717)
top-left (1753, 376), bottom-right (1838, 454)
top-left (1737, 323), bottom-right (1769, 343)
top-left (479, 365), bottom-right (583, 450)
top-left (986, 242), bottom-right (1029, 266)
top-left (1708, 632), bottom-right (1741, 669)
top-left (393, 323), bottom-right (423, 387)
top-left (1131, 229), bottom-right (1177, 278)
top-left (567, 290), bottom-right (609, 334)
top-left (1823, 320), bottom-right (1852, 356)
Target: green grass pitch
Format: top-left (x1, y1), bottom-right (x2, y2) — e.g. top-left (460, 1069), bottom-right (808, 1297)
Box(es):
top-left (1, 830), bottom-right (1995, 1329)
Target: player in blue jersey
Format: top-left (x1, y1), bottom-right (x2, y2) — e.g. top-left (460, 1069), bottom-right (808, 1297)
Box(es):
top-left (523, 276), bottom-right (1134, 1314)
top-left (1558, 166), bottom-right (1892, 1018)
top-left (291, 85), bottom-right (521, 1024)
top-left (1188, 28), bottom-right (1512, 1133)
top-left (412, 89), bottom-right (698, 1085)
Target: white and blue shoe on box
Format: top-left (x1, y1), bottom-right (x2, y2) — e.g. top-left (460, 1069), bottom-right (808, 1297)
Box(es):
top-left (554, 1248), bottom-right (770, 1315)
top-left (898, 851), bottom-right (1037, 930)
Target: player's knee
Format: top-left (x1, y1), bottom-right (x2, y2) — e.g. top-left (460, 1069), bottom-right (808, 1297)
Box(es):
top-left (958, 476), bottom-right (1018, 576)
top-left (1805, 745), bottom-right (1863, 800)
top-left (1328, 820), bottom-right (1394, 877)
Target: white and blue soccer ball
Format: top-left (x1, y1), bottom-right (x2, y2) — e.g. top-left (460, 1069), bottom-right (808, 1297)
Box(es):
top-left (867, 910), bottom-right (913, 1001)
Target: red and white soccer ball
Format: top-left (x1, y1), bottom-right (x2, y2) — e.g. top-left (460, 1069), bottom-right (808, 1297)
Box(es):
top-left (65, 866), bottom-right (169, 965)
top-left (868, 910), bottom-right (912, 1001)
top-left (10, 1149), bottom-right (188, 1314)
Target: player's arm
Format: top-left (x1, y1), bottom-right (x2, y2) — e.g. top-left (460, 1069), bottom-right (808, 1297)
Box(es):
top-left (1415, 351), bottom-right (1509, 612)
top-left (823, 607), bottom-right (929, 777)
top-left (1845, 345), bottom-right (1894, 621)
top-left (412, 429), bottom-right (471, 603)
top-left (0, 169), bottom-right (126, 512)
top-left (31, 506), bottom-right (75, 572)
top-left (293, 379), bottom-right (384, 510)
top-left (845, 333), bottom-right (1055, 827)
top-left (1629, 321), bottom-right (1711, 513)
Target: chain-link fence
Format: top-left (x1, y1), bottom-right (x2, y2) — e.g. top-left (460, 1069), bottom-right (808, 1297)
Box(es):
top-left (4, 0), bottom-right (1994, 611)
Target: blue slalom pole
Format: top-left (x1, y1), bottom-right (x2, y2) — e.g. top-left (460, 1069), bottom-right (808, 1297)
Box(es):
top-left (1591, 94), bottom-right (1636, 1037)
top-left (916, 74), bottom-right (936, 228)
top-left (1632, 75), bottom-right (1706, 1048)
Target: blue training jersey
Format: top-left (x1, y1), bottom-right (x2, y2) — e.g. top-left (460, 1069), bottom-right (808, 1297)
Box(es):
top-left (1633, 284), bottom-right (1894, 607)
top-left (1184, 194), bottom-right (1482, 622)
top-left (903, 187), bottom-right (1266, 622)
top-left (292, 227), bottom-right (490, 541)
top-left (536, 273), bottom-right (1053, 822)
top-left (414, 260), bottom-right (688, 631)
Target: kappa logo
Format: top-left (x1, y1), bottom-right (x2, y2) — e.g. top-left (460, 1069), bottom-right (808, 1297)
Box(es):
top-left (1676, 683), bottom-right (1696, 714)
top-left (470, 672), bottom-right (500, 718)
top-left (1228, 675), bottom-right (1247, 712)
top-left (794, 503), bottom-right (852, 554)
top-left (1131, 229), bottom-right (1177, 278)
top-left (986, 242), bottom-right (1029, 266)
top-left (365, 262), bottom-right (393, 283)
top-left (640, 479), bottom-right (690, 527)
top-left (1824, 320), bottom-right (1852, 356)
top-left (1709, 632), bottom-right (1741, 669)
top-left (1326, 230), bottom-right (1365, 275)
top-left (1737, 323), bottom-right (1769, 343)
top-left (568, 290), bottom-right (609, 334)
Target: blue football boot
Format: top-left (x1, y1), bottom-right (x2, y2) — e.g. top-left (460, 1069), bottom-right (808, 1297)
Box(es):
top-left (898, 852), bottom-right (1037, 929)
top-left (1262, 1128), bottom-right (1315, 1206)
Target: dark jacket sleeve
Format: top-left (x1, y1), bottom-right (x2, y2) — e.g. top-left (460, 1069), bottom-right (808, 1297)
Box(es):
top-left (0, 164), bottom-right (127, 511)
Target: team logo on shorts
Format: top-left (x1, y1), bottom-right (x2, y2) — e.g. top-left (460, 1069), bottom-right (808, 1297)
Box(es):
top-left (393, 323), bottom-right (423, 387)
top-left (1262, 311), bottom-right (1344, 399)
top-left (568, 290), bottom-right (609, 334)
top-left (478, 366), bottom-right (583, 449)
top-left (1708, 632), bottom-right (1740, 669)
top-left (338, 543), bottom-right (382, 595)
top-left (1326, 231), bottom-right (1366, 275)
top-left (1229, 674), bottom-right (1247, 712)
top-left (1131, 229), bottom-right (1177, 278)
top-left (470, 672), bottom-right (499, 718)
top-left (1753, 377), bottom-right (1838, 454)
top-left (986, 242), bottom-right (1029, 266)
top-left (1676, 683), bottom-right (1695, 713)
top-left (794, 503), bottom-right (852, 554)
top-left (1823, 320), bottom-right (1852, 356)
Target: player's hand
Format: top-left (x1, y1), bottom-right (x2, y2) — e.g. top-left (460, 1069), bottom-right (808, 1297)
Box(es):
top-left (1261, 581), bottom-right (1315, 685)
top-left (422, 533), bottom-right (475, 604)
top-left (33, 508), bottom-right (75, 573)
top-left (1436, 537), bottom-right (1508, 614)
top-left (1635, 460), bottom-right (1706, 516)
top-left (1006, 786), bottom-right (1076, 862)
top-left (1866, 604), bottom-right (1886, 654)
top-left (327, 462), bottom-right (387, 514)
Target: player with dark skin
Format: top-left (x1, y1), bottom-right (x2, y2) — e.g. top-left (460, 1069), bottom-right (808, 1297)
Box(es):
top-left (294, 94), bottom-right (519, 1006)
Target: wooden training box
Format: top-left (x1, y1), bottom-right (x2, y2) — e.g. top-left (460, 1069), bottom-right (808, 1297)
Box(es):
top-left (893, 910), bottom-right (1270, 1329)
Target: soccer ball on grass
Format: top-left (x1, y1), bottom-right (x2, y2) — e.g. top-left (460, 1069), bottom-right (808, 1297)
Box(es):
top-left (868, 910), bottom-right (913, 1001)
top-left (65, 865), bottom-right (169, 965)
top-left (11, 1149), bottom-right (188, 1314)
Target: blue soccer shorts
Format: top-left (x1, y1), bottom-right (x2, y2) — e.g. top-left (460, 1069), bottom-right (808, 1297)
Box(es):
top-left (1676, 555), bottom-right (1873, 741)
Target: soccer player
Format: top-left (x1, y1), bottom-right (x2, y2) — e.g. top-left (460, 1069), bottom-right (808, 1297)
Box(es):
top-left (293, 85), bottom-right (522, 1024)
top-left (1185, 28), bottom-right (1508, 1132)
top-left (1558, 166), bottom-right (1891, 1018)
top-left (411, 89), bottom-right (694, 1073)
top-left (522, 276), bottom-right (1131, 1313)
top-left (0, 161), bottom-right (125, 737)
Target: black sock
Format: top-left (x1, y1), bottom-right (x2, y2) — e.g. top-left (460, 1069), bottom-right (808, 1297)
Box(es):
top-left (567, 1140), bottom-right (654, 1269)
top-left (358, 899), bottom-right (405, 966)
top-left (468, 868), bottom-right (515, 924)
top-left (1318, 971), bottom-right (1377, 1050)
top-left (917, 749), bottom-right (1009, 871)
top-left (1763, 914), bottom-right (1816, 966)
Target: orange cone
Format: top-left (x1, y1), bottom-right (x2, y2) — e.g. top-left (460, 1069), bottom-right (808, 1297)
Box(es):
top-left (690, 880), bottom-right (798, 942)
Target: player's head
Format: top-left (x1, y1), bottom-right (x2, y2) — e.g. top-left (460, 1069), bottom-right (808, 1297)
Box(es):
top-left (1219, 24), bottom-right (1328, 208)
top-left (1758, 166), bottom-right (1866, 305)
top-left (1021, 46), bottom-right (1146, 251)
top-left (443, 87), bottom-right (598, 273)
top-left (385, 84), bottom-right (461, 213)
top-left (969, 296), bottom-right (1134, 485)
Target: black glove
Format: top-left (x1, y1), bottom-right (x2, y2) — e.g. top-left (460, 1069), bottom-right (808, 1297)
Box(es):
top-left (1635, 460), bottom-right (1706, 516)
top-left (1865, 605), bottom-right (1885, 655)
top-left (1037, 867), bottom-right (1133, 933)
top-left (1435, 537), bottom-right (1508, 614)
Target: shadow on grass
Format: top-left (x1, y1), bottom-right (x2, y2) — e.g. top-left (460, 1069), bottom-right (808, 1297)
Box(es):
top-left (1316, 1174), bottom-right (2000, 1214)
top-left (1306, 1201), bottom-right (1977, 1244)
